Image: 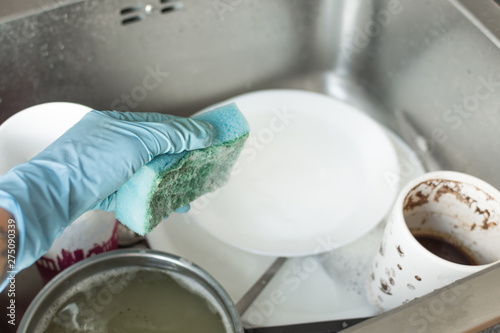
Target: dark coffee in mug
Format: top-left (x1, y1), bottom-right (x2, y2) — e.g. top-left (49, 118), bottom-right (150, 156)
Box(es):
top-left (413, 232), bottom-right (478, 266)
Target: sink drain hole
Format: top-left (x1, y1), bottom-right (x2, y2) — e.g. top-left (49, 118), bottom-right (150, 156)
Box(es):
top-left (120, 6), bottom-right (142, 15)
top-left (121, 15), bottom-right (143, 25)
top-left (160, 0), bottom-right (184, 13)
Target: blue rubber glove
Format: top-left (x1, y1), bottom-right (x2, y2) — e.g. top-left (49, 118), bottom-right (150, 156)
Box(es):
top-left (0, 110), bottom-right (214, 284)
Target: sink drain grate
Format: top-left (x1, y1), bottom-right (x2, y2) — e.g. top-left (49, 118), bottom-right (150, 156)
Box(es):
top-left (160, 0), bottom-right (184, 14)
top-left (120, 1), bottom-right (184, 25)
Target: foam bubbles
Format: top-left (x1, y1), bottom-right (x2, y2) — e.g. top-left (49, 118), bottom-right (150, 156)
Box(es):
top-left (34, 267), bottom-right (233, 333)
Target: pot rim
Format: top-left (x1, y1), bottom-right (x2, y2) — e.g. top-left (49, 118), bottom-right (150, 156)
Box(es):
top-left (17, 248), bottom-right (243, 333)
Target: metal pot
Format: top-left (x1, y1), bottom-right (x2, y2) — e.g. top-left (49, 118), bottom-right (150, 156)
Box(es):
top-left (18, 249), bottom-right (243, 333)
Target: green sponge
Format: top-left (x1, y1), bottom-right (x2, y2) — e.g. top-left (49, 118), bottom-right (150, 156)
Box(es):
top-left (115, 103), bottom-right (249, 235)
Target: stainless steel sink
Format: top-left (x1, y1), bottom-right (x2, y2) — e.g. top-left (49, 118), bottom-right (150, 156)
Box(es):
top-left (1, 0), bottom-right (500, 331)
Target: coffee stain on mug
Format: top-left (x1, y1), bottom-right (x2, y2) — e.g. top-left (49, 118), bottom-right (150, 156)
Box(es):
top-left (379, 278), bottom-right (392, 295)
top-left (396, 245), bottom-right (404, 258)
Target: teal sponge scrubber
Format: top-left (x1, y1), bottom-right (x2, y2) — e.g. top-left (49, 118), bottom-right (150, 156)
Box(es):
top-left (115, 103), bottom-right (249, 235)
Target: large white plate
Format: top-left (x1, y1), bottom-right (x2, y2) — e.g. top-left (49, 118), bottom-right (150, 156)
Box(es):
top-left (0, 102), bottom-right (91, 174)
top-left (187, 90), bottom-right (400, 256)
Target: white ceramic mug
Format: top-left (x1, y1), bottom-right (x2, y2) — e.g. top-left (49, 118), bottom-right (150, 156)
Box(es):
top-left (366, 171), bottom-right (500, 311)
top-left (35, 212), bottom-right (118, 283)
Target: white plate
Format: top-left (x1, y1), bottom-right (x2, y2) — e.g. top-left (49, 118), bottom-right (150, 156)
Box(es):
top-left (0, 102), bottom-right (91, 174)
top-left (187, 90), bottom-right (400, 256)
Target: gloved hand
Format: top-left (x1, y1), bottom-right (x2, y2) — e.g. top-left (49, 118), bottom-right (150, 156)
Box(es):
top-left (0, 110), bottom-right (214, 279)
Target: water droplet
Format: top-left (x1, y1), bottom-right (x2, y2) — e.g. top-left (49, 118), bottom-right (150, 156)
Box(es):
top-left (40, 43), bottom-right (49, 57)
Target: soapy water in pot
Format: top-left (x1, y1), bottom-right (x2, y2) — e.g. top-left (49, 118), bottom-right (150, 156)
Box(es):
top-left (35, 267), bottom-right (231, 333)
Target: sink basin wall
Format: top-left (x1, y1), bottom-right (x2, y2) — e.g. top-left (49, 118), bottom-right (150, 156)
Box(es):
top-left (0, 0), bottom-right (499, 183)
